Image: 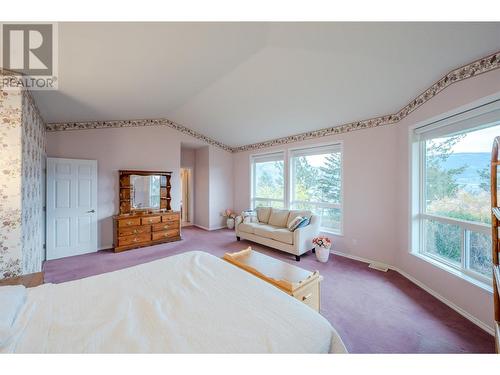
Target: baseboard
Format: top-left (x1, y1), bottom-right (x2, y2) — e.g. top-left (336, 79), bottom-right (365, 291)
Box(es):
top-left (193, 224), bottom-right (227, 231)
top-left (393, 267), bottom-right (495, 335)
top-left (98, 245), bottom-right (114, 251)
top-left (331, 250), bottom-right (495, 336)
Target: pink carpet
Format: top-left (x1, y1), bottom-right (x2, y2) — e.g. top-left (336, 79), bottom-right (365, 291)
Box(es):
top-left (43, 226), bottom-right (494, 353)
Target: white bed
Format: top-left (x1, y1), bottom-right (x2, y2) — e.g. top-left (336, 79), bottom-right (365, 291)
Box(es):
top-left (1, 251), bottom-right (346, 353)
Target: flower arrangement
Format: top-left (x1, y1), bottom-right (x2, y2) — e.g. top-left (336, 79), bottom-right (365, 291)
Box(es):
top-left (222, 209), bottom-right (236, 219)
top-left (312, 236), bottom-right (331, 249)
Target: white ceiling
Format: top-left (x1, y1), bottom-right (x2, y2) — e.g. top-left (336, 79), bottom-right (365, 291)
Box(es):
top-left (33, 22), bottom-right (500, 147)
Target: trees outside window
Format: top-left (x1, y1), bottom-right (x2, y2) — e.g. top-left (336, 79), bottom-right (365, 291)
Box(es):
top-left (251, 153), bottom-right (285, 208)
top-left (290, 145), bottom-right (342, 233)
top-left (250, 145), bottom-right (343, 233)
top-left (416, 122), bottom-right (500, 281)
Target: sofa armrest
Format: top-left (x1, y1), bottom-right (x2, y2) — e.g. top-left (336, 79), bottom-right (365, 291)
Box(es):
top-left (293, 215), bottom-right (321, 255)
top-left (235, 216), bottom-right (243, 226)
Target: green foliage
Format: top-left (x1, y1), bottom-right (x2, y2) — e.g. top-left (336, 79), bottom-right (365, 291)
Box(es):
top-left (427, 220), bottom-right (461, 263)
top-left (425, 135), bottom-right (466, 202)
top-left (477, 165), bottom-right (490, 193)
top-left (318, 154), bottom-right (341, 203)
top-left (425, 134), bottom-right (491, 272)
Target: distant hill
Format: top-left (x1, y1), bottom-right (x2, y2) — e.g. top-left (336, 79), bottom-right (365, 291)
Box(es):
top-left (441, 152), bottom-right (489, 192)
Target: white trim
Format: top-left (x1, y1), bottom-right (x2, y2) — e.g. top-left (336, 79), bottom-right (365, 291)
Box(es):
top-left (193, 224), bottom-right (227, 231)
top-left (249, 149), bottom-right (286, 210)
top-left (407, 92), bottom-right (500, 134)
top-left (331, 250), bottom-right (495, 336)
top-left (410, 251), bottom-right (493, 292)
top-left (408, 98), bottom-right (500, 287)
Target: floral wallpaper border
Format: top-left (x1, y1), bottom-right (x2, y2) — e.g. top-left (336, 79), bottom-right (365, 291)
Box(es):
top-left (47, 118), bottom-right (234, 152)
top-left (45, 50), bottom-right (500, 153)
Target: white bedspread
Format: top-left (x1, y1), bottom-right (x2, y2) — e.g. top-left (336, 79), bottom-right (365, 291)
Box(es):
top-left (1, 251), bottom-right (346, 353)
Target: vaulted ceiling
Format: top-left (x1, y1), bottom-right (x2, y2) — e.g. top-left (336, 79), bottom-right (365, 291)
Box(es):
top-left (33, 22), bottom-right (500, 147)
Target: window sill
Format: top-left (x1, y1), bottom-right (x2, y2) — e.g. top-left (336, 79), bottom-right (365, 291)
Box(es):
top-left (320, 229), bottom-right (343, 237)
top-left (409, 251), bottom-right (493, 294)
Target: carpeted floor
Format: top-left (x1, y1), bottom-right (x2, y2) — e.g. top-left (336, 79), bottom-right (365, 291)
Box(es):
top-left (43, 226), bottom-right (494, 353)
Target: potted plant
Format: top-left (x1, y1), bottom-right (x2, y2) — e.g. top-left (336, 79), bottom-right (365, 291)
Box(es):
top-left (223, 209), bottom-right (236, 229)
top-left (312, 236), bottom-right (332, 263)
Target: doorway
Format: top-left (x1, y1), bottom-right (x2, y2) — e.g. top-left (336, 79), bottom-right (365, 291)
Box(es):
top-left (180, 168), bottom-right (193, 227)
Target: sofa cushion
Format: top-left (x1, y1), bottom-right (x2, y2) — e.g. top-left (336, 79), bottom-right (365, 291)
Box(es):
top-left (256, 207), bottom-right (272, 224)
top-left (271, 228), bottom-right (294, 245)
top-left (254, 224), bottom-right (276, 239)
top-left (286, 210), bottom-right (312, 227)
top-left (238, 222), bottom-right (261, 234)
top-left (268, 209), bottom-right (290, 227)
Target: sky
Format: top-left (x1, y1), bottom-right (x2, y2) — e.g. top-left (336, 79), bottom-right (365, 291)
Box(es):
top-left (451, 122), bottom-right (500, 153)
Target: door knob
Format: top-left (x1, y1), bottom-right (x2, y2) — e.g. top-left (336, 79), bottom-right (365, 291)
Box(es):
top-left (87, 209), bottom-right (95, 213)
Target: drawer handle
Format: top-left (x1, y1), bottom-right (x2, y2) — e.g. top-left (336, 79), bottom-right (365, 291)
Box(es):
top-left (127, 221), bottom-right (133, 225)
top-left (302, 293), bottom-right (312, 301)
top-left (149, 219), bottom-right (153, 223)
top-left (133, 229), bottom-right (138, 234)
top-left (133, 238), bottom-right (139, 242)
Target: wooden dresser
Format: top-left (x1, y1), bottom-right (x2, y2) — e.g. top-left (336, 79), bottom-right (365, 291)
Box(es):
top-left (113, 211), bottom-right (181, 252)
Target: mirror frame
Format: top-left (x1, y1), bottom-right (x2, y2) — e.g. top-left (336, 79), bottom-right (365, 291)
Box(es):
top-left (118, 170), bottom-right (172, 214)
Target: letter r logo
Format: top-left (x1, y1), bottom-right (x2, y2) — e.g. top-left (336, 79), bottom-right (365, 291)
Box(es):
top-left (2, 24), bottom-right (53, 75)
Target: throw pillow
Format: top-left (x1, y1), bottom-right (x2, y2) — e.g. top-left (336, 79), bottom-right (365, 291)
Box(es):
top-left (288, 216), bottom-right (304, 231)
top-left (256, 207), bottom-right (271, 223)
top-left (268, 209), bottom-right (290, 227)
top-left (295, 217), bottom-right (310, 229)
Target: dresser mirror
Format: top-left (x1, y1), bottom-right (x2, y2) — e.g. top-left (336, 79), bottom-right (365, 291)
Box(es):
top-left (131, 175), bottom-right (161, 209)
top-left (119, 170), bottom-right (172, 214)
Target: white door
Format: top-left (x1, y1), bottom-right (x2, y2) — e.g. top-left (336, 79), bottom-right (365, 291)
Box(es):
top-left (46, 158), bottom-right (98, 260)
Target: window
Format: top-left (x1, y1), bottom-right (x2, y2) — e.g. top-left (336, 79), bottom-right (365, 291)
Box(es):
top-left (290, 145), bottom-right (342, 233)
top-left (250, 144), bottom-right (343, 234)
top-left (251, 152), bottom-right (285, 209)
top-left (412, 100), bottom-right (500, 284)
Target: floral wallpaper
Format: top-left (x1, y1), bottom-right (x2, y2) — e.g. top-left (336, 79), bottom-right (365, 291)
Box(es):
top-left (21, 91), bottom-right (46, 274)
top-left (0, 87), bottom-right (23, 279)
top-left (0, 82), bottom-right (46, 279)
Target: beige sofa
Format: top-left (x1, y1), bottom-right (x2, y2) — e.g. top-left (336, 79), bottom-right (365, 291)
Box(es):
top-left (235, 207), bottom-right (320, 261)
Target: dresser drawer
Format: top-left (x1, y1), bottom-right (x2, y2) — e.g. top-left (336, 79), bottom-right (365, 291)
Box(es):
top-left (118, 225), bottom-right (151, 237)
top-left (161, 213), bottom-right (179, 222)
top-left (117, 217), bottom-right (141, 227)
top-left (152, 221), bottom-right (179, 232)
top-left (117, 232), bottom-right (151, 247)
top-left (292, 280), bottom-right (320, 312)
top-left (152, 229), bottom-right (179, 241)
top-left (141, 216), bottom-right (161, 225)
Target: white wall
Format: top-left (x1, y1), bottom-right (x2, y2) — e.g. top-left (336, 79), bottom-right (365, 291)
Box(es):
top-left (394, 69), bottom-right (500, 331)
top-left (209, 147), bottom-right (234, 229)
top-left (194, 146), bottom-right (210, 229)
top-left (47, 126), bottom-right (206, 249)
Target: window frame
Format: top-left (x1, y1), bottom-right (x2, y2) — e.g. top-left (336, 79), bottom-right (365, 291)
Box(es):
top-left (249, 142), bottom-right (344, 235)
top-left (250, 151), bottom-right (286, 210)
top-left (288, 143), bottom-right (344, 235)
top-left (410, 98), bottom-right (500, 289)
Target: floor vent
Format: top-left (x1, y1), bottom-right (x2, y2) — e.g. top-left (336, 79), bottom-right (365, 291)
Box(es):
top-left (368, 263), bottom-right (389, 272)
